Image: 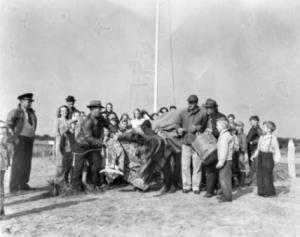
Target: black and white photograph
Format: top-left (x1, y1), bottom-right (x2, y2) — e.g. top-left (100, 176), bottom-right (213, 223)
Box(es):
top-left (0, 0), bottom-right (300, 236)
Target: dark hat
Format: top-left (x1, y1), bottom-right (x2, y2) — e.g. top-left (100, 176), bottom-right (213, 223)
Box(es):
top-left (187, 95), bottom-right (198, 103)
top-left (169, 106), bottom-right (177, 110)
top-left (87, 100), bottom-right (104, 109)
top-left (228, 114), bottom-right (235, 119)
top-left (66, 95), bottom-right (76, 102)
top-left (204, 98), bottom-right (218, 108)
top-left (17, 93), bottom-right (34, 101)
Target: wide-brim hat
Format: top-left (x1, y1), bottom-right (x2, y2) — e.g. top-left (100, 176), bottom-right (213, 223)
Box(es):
top-left (66, 95), bottom-right (76, 102)
top-left (17, 93), bottom-right (34, 101)
top-left (204, 98), bottom-right (218, 108)
top-left (87, 100), bottom-right (104, 109)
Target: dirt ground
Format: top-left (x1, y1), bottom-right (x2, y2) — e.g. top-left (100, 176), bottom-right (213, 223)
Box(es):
top-left (1, 157), bottom-right (300, 237)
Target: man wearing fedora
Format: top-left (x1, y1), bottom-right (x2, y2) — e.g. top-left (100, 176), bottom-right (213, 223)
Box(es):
top-left (72, 100), bottom-right (117, 193)
top-left (199, 98), bottom-right (226, 198)
top-left (65, 95), bottom-right (80, 120)
top-left (6, 93), bottom-right (37, 193)
top-left (175, 95), bottom-right (206, 194)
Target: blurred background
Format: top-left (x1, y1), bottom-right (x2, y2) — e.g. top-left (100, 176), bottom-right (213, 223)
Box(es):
top-left (1, 0), bottom-right (300, 137)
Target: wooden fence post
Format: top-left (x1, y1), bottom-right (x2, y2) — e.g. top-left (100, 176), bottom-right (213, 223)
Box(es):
top-left (288, 139), bottom-right (296, 178)
top-left (48, 140), bottom-right (56, 160)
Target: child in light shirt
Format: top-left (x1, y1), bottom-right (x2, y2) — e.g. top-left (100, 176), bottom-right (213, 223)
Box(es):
top-left (251, 121), bottom-right (281, 197)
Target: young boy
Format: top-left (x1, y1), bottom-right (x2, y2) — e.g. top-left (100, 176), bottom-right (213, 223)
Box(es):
top-left (118, 119), bottom-right (129, 134)
top-left (251, 121), bottom-right (281, 197)
top-left (234, 121), bottom-right (249, 188)
top-left (59, 120), bottom-right (76, 185)
top-left (228, 123), bottom-right (240, 187)
top-left (0, 121), bottom-right (14, 220)
top-left (247, 116), bottom-right (263, 186)
top-left (216, 119), bottom-right (234, 203)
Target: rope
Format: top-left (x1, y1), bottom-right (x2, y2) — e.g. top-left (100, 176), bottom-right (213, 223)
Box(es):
top-left (72, 148), bottom-right (102, 156)
top-left (129, 0), bottom-right (147, 113)
top-left (168, 0), bottom-right (176, 106)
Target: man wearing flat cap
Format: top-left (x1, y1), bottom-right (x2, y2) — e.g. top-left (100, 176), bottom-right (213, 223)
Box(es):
top-left (72, 100), bottom-right (118, 193)
top-left (6, 93), bottom-right (37, 193)
top-left (175, 95), bottom-right (206, 194)
top-left (199, 98), bottom-right (227, 198)
top-left (65, 95), bottom-right (80, 120)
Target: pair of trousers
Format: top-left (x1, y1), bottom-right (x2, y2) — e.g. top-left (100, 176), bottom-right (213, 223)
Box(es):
top-left (219, 160), bottom-right (232, 201)
top-left (205, 156), bottom-right (219, 195)
top-left (171, 151), bottom-right (182, 187)
top-left (9, 136), bottom-right (34, 192)
top-left (72, 143), bottom-right (102, 191)
top-left (0, 171), bottom-right (5, 214)
top-left (257, 151), bottom-right (276, 196)
top-left (247, 150), bottom-right (257, 185)
top-left (181, 144), bottom-right (202, 191)
top-left (63, 153), bottom-right (73, 183)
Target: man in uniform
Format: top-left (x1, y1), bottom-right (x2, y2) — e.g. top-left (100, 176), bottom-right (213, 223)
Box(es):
top-left (65, 95), bottom-right (79, 119)
top-left (6, 93), bottom-right (37, 193)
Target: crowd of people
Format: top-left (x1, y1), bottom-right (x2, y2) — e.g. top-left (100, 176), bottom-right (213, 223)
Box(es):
top-left (0, 93), bottom-right (282, 220)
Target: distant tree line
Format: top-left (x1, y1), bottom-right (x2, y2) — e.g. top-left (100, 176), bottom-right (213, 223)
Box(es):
top-left (35, 134), bottom-right (54, 141)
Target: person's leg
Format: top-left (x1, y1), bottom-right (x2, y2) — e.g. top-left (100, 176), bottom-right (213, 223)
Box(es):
top-left (9, 136), bottom-right (27, 192)
top-left (256, 154), bottom-right (264, 195)
top-left (20, 137), bottom-right (34, 189)
top-left (192, 151), bottom-right (202, 192)
top-left (72, 144), bottom-right (87, 191)
top-left (219, 161), bottom-right (232, 201)
top-left (250, 150), bottom-right (257, 185)
top-left (264, 156), bottom-right (276, 196)
top-left (181, 145), bottom-right (192, 191)
top-left (0, 171), bottom-right (5, 217)
top-left (161, 154), bottom-right (172, 192)
top-left (205, 151), bottom-right (218, 195)
top-left (172, 151), bottom-right (182, 188)
top-left (87, 151), bottom-right (101, 187)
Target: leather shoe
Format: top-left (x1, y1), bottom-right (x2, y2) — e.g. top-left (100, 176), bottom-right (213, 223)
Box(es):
top-left (203, 192), bottom-right (214, 198)
top-left (194, 190), bottom-right (200, 195)
top-left (182, 189), bottom-right (189, 194)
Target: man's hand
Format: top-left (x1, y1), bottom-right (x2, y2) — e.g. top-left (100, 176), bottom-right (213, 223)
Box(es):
top-left (216, 161), bottom-right (224, 169)
top-left (14, 138), bottom-right (19, 145)
top-left (250, 156), bottom-right (256, 161)
top-left (178, 128), bottom-right (185, 136)
top-left (189, 125), bottom-right (196, 133)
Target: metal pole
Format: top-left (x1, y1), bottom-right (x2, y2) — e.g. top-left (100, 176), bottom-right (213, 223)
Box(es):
top-left (154, 0), bottom-right (160, 112)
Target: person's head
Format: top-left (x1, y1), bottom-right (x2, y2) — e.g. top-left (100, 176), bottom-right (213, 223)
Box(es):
top-left (0, 121), bottom-right (9, 143)
top-left (141, 110), bottom-right (152, 120)
top-left (249, 116), bottom-right (259, 127)
top-left (110, 118), bottom-right (118, 126)
top-left (108, 113), bottom-right (116, 120)
top-left (106, 103), bottom-right (113, 113)
top-left (169, 106), bottom-right (177, 111)
top-left (120, 113), bottom-right (130, 122)
top-left (187, 95), bottom-right (198, 111)
top-left (204, 98), bottom-right (218, 115)
top-left (73, 111), bottom-right (81, 121)
top-left (101, 112), bottom-right (108, 120)
top-left (87, 100), bottom-right (103, 118)
top-left (58, 105), bottom-right (69, 118)
top-left (18, 93), bottom-right (34, 110)
top-left (66, 96), bottom-right (76, 107)
top-left (119, 119), bottom-right (128, 129)
top-left (151, 113), bottom-right (158, 120)
top-left (103, 127), bottom-right (110, 137)
top-left (234, 121), bottom-right (244, 133)
top-left (216, 119), bottom-right (229, 133)
top-left (159, 107), bottom-right (169, 114)
top-left (262, 121), bottom-right (276, 134)
top-left (80, 111), bottom-right (85, 117)
top-left (228, 122), bottom-right (236, 134)
top-left (133, 109), bottom-right (141, 119)
top-left (227, 114), bottom-right (235, 123)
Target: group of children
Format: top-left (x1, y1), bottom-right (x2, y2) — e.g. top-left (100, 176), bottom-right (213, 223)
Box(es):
top-left (215, 115), bottom-right (281, 202)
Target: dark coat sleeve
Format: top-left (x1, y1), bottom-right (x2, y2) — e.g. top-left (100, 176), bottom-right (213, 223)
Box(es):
top-left (81, 119), bottom-right (103, 147)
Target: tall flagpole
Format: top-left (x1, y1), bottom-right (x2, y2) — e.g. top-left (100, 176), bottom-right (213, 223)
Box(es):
top-left (154, 0), bottom-right (159, 112)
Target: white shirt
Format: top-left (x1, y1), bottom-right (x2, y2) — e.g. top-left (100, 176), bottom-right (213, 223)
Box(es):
top-left (130, 118), bottom-right (145, 128)
top-left (253, 134), bottom-right (281, 163)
